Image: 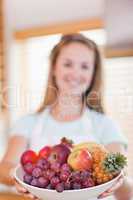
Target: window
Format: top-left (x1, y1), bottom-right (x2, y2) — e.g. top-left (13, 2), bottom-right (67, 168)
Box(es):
top-left (104, 57), bottom-right (133, 176)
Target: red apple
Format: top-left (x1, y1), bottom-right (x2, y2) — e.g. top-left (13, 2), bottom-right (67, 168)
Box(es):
top-left (68, 148), bottom-right (93, 171)
top-left (39, 146), bottom-right (52, 159)
top-left (48, 144), bottom-right (71, 164)
top-left (21, 150), bottom-right (38, 166)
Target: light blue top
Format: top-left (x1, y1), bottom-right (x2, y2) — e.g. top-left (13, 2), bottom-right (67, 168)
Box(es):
top-left (9, 106), bottom-right (128, 152)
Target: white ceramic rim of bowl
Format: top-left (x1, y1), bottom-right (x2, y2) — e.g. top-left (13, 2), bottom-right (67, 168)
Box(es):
top-left (14, 164), bottom-right (123, 193)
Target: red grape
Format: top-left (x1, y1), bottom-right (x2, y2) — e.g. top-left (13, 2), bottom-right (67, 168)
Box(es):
top-left (50, 162), bottom-right (61, 173)
top-left (60, 171), bottom-right (70, 182)
top-left (46, 184), bottom-right (52, 189)
top-left (44, 169), bottom-right (55, 180)
top-left (36, 158), bottom-right (48, 169)
top-left (64, 181), bottom-right (71, 190)
top-left (43, 162), bottom-right (50, 170)
top-left (81, 170), bottom-right (92, 179)
top-left (61, 163), bottom-right (71, 172)
top-left (32, 167), bottom-right (42, 178)
top-left (38, 177), bottom-right (49, 188)
top-left (30, 178), bottom-right (39, 187)
top-left (23, 174), bottom-right (33, 184)
top-left (55, 182), bottom-right (64, 192)
top-left (82, 178), bottom-right (95, 188)
top-left (50, 176), bottom-right (60, 188)
top-left (72, 182), bottom-right (82, 190)
top-left (71, 171), bottom-right (81, 183)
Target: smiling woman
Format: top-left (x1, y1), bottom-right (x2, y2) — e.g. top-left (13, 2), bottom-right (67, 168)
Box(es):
top-left (0, 33), bottom-right (132, 200)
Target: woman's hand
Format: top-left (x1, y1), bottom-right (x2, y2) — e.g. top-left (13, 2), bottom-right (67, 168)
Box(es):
top-left (98, 173), bottom-right (124, 199)
top-left (0, 136), bottom-right (28, 185)
top-left (114, 176), bottom-right (133, 200)
top-left (0, 161), bottom-right (15, 185)
top-left (14, 178), bottom-right (39, 200)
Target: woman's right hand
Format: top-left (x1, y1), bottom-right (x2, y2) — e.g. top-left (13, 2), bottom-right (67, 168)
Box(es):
top-left (0, 161), bottom-right (38, 199)
top-left (0, 161), bottom-right (15, 185)
top-left (14, 178), bottom-right (39, 200)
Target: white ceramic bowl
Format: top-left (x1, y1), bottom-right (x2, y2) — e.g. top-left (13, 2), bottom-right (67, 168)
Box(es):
top-left (14, 165), bottom-right (122, 200)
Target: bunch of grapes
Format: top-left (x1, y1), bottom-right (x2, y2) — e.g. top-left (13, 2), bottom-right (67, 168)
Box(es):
top-left (22, 158), bottom-right (95, 193)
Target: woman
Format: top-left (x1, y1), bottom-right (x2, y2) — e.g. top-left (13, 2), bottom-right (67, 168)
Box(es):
top-left (0, 33), bottom-right (132, 200)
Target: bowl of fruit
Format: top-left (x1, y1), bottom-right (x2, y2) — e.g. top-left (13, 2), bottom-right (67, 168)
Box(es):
top-left (14, 138), bottom-right (127, 200)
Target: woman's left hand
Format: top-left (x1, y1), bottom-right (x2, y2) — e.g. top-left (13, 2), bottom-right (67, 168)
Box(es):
top-left (98, 173), bottom-right (124, 199)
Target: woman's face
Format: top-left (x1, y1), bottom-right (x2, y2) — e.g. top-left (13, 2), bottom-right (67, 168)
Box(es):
top-left (53, 42), bottom-right (95, 96)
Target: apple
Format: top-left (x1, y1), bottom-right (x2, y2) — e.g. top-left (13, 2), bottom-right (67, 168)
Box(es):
top-left (39, 146), bottom-right (52, 159)
top-left (48, 144), bottom-right (71, 164)
top-left (21, 150), bottom-right (38, 166)
top-left (67, 148), bottom-right (93, 171)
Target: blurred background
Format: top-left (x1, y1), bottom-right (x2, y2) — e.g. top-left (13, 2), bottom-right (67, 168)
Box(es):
top-left (0, 0), bottom-right (133, 198)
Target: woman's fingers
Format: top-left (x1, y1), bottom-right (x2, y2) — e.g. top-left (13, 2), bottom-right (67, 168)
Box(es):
top-left (98, 174), bottom-right (124, 199)
top-left (13, 178), bottom-right (28, 193)
top-left (98, 191), bottom-right (114, 199)
top-left (23, 193), bottom-right (39, 200)
top-left (13, 178), bottom-right (40, 199)
top-left (106, 175), bottom-right (124, 193)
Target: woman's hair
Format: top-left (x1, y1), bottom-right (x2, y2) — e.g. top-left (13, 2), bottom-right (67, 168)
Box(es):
top-left (37, 33), bottom-right (104, 113)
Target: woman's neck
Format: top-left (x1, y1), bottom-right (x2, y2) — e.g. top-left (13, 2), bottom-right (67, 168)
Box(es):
top-left (50, 92), bottom-right (84, 122)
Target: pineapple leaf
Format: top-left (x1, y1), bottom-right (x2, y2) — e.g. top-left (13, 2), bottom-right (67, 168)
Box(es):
top-left (102, 153), bottom-right (127, 173)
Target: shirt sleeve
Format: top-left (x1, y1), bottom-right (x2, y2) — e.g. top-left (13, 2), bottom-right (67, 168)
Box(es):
top-left (99, 116), bottom-right (128, 150)
top-left (8, 114), bottom-right (36, 139)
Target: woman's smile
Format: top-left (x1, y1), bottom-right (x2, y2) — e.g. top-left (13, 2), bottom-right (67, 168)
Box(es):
top-left (64, 76), bottom-right (80, 87)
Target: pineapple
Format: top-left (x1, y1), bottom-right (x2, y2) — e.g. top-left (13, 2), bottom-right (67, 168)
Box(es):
top-left (72, 142), bottom-right (127, 185)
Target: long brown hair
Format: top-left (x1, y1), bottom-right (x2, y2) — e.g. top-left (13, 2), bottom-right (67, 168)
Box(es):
top-left (37, 33), bottom-right (104, 113)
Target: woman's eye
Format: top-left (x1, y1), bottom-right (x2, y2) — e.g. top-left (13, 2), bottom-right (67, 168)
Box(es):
top-left (82, 65), bottom-right (89, 70)
top-left (64, 63), bottom-right (72, 67)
